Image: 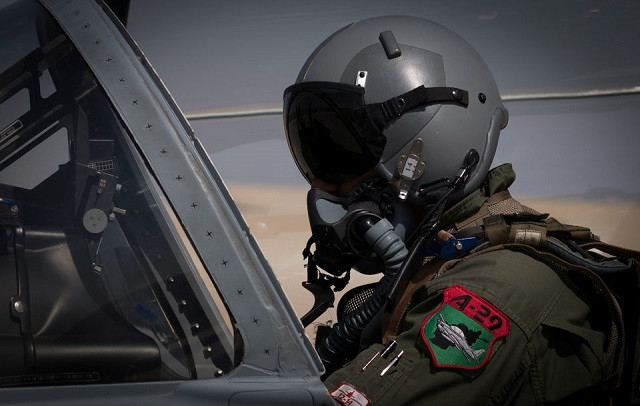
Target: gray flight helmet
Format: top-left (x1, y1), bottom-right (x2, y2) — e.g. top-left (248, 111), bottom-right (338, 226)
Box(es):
top-left (291, 15), bottom-right (508, 203)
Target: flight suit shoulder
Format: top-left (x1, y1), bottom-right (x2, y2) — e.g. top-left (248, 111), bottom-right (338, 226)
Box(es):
top-left (325, 249), bottom-right (606, 405)
top-left (426, 248), bottom-right (570, 338)
top-left (423, 248), bottom-right (606, 402)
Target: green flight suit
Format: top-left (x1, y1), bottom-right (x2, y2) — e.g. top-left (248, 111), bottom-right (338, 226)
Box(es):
top-left (325, 164), bottom-right (607, 405)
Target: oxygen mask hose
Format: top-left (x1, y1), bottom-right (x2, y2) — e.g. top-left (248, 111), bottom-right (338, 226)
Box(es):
top-left (316, 150), bottom-right (478, 375)
top-left (316, 216), bottom-right (408, 376)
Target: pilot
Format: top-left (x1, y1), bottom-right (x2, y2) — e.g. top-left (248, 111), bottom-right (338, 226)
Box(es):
top-left (283, 16), bottom-right (638, 405)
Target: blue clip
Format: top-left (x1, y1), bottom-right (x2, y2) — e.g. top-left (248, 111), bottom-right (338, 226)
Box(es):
top-left (421, 233), bottom-right (478, 260)
top-left (0, 197), bottom-right (17, 206)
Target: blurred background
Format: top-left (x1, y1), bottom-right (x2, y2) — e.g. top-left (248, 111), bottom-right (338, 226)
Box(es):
top-left (123, 0), bottom-right (640, 331)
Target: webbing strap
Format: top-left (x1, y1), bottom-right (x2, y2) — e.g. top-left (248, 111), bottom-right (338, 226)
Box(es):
top-left (481, 215), bottom-right (548, 246)
top-left (581, 241), bottom-right (640, 259)
top-left (454, 190), bottom-right (540, 231)
top-left (381, 257), bottom-right (445, 342)
top-left (545, 217), bottom-right (593, 241)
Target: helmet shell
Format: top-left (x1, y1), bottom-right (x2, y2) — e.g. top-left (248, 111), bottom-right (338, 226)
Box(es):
top-left (295, 16), bottom-right (508, 200)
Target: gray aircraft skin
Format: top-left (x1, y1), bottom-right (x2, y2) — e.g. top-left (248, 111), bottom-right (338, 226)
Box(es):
top-left (0, 0), bottom-right (331, 404)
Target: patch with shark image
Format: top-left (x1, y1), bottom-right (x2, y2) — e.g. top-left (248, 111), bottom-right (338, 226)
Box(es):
top-left (421, 285), bottom-right (509, 370)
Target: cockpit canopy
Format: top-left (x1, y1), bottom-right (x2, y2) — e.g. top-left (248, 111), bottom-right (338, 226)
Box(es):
top-left (0, 0), bottom-right (238, 386)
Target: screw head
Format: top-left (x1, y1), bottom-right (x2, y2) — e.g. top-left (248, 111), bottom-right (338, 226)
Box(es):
top-left (13, 300), bottom-right (25, 314)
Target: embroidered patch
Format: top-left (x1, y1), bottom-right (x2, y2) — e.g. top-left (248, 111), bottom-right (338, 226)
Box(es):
top-left (421, 285), bottom-right (509, 370)
top-left (330, 382), bottom-right (371, 406)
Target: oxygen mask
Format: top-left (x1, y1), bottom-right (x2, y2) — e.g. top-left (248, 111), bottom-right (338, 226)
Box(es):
top-left (305, 180), bottom-right (415, 278)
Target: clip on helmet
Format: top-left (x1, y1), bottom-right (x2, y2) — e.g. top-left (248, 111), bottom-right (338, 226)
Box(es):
top-left (284, 16), bottom-right (509, 203)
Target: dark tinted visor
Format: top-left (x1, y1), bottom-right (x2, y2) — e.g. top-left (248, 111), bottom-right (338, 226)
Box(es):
top-left (283, 82), bottom-right (385, 184)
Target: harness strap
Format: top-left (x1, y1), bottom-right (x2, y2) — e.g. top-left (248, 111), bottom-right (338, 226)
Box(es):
top-left (454, 190), bottom-right (540, 231)
top-left (579, 240), bottom-right (640, 405)
top-left (482, 214), bottom-right (549, 246)
top-left (544, 217), bottom-right (593, 241)
top-left (381, 257), bottom-right (445, 342)
top-left (581, 241), bottom-right (640, 259)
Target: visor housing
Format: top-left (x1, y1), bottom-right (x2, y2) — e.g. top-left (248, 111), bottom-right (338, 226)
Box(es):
top-left (284, 82), bottom-right (384, 184)
top-left (284, 81), bottom-right (468, 184)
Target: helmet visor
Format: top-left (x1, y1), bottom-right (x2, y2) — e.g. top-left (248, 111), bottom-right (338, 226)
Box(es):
top-left (283, 82), bottom-right (385, 184)
top-left (283, 81), bottom-right (469, 184)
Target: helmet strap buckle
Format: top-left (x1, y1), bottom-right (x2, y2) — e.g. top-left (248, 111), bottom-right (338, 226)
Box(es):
top-left (395, 138), bottom-right (426, 200)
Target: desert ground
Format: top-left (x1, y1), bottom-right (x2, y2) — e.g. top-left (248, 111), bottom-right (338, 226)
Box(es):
top-left (227, 183), bottom-right (640, 340)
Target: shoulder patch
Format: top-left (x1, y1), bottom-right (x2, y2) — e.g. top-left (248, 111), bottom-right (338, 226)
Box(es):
top-left (330, 382), bottom-right (371, 406)
top-left (421, 284), bottom-right (509, 370)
